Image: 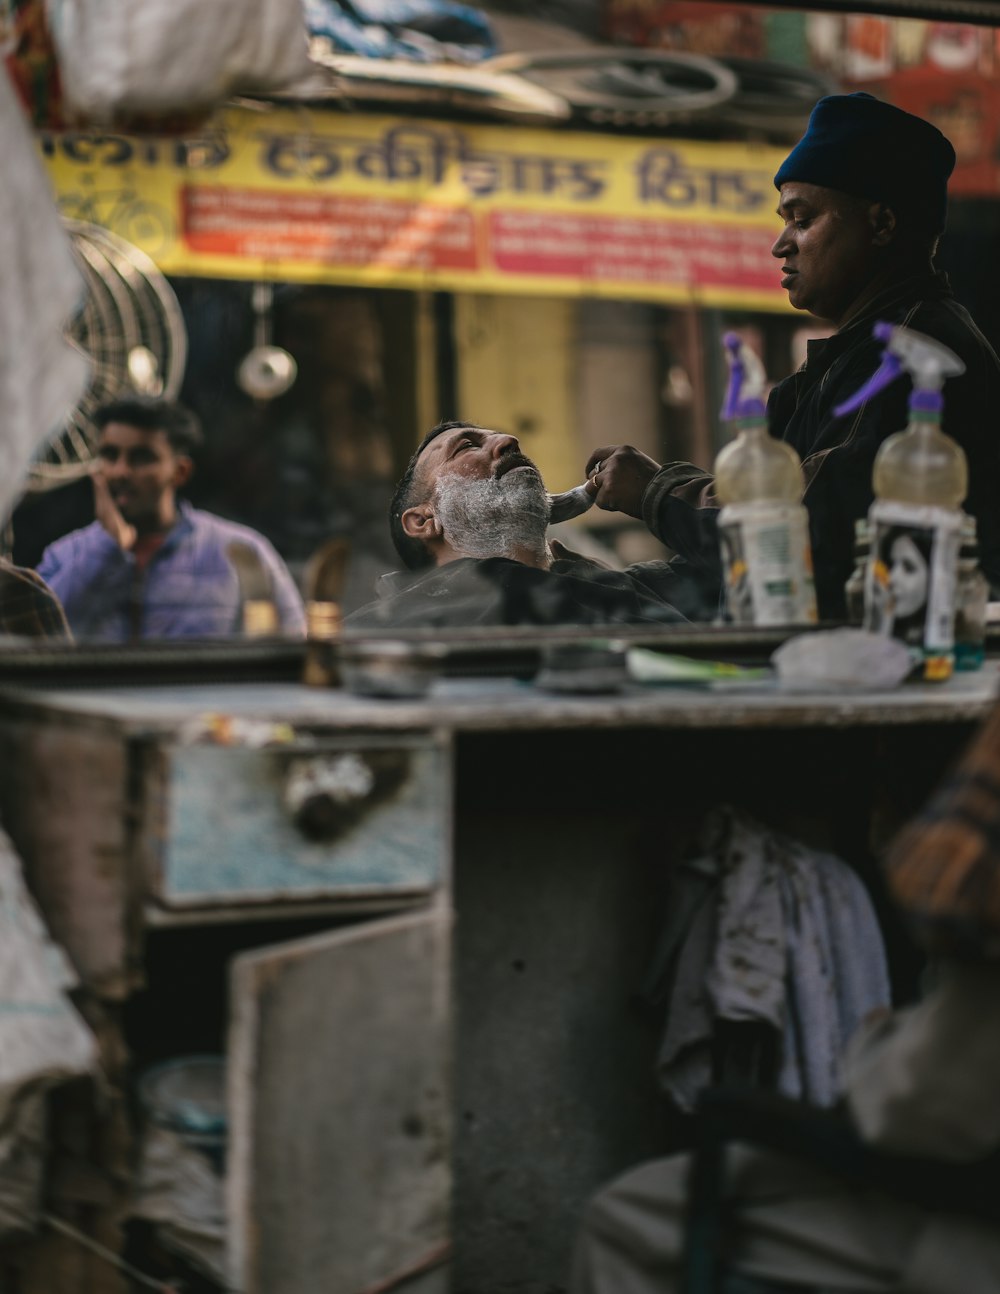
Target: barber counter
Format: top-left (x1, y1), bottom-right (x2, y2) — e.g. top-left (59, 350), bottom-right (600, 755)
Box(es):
top-left (0, 662), bottom-right (995, 1294)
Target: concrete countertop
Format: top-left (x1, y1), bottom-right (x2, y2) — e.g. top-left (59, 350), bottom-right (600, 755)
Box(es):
top-left (0, 661), bottom-right (995, 737)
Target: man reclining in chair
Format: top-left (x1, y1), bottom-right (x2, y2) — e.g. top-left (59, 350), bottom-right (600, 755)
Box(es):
top-left (347, 420), bottom-right (691, 629)
top-left (571, 712), bottom-right (1000, 1294)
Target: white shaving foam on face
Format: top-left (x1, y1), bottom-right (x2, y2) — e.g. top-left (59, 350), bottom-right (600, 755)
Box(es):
top-left (434, 468), bottom-right (550, 563)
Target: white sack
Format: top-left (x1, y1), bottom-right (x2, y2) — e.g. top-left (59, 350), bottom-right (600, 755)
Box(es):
top-left (0, 823), bottom-right (96, 1117)
top-left (47, 0), bottom-right (311, 123)
top-left (0, 67), bottom-right (90, 527)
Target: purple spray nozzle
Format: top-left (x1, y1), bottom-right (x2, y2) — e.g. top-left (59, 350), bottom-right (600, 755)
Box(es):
top-left (721, 331), bottom-right (768, 423)
top-left (833, 320), bottom-right (964, 419)
top-left (721, 332), bottom-right (743, 422)
top-left (832, 353), bottom-right (903, 418)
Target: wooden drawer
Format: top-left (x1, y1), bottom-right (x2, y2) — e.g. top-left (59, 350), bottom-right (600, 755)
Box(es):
top-left (144, 734), bottom-right (450, 910)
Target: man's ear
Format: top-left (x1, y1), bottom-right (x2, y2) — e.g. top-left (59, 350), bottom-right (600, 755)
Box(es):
top-left (173, 455), bottom-right (194, 489)
top-left (401, 503), bottom-right (442, 544)
top-left (870, 202), bottom-right (897, 247)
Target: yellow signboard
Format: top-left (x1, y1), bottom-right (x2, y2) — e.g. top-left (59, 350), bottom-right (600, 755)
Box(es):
top-left (38, 105), bottom-right (791, 310)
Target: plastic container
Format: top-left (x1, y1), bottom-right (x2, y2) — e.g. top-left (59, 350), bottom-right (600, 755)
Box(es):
top-left (844, 518), bottom-right (870, 627)
top-left (303, 599), bottom-right (342, 688)
top-left (954, 516), bottom-right (988, 671)
top-left (835, 322), bottom-right (967, 682)
top-left (139, 1055), bottom-right (227, 1167)
top-left (714, 333), bottom-right (817, 627)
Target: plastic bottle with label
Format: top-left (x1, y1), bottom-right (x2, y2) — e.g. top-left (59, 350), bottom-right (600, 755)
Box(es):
top-left (954, 516), bottom-right (988, 671)
top-left (833, 321), bottom-right (967, 681)
top-left (714, 333), bottom-right (817, 626)
top-left (844, 518), bottom-right (870, 627)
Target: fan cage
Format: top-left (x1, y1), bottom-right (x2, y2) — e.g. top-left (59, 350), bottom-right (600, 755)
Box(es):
top-left (29, 220), bottom-right (188, 491)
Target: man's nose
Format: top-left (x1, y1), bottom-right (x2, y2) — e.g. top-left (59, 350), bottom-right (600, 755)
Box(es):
top-left (103, 455), bottom-right (129, 479)
top-left (771, 227), bottom-right (792, 259)
top-left (488, 433), bottom-right (520, 460)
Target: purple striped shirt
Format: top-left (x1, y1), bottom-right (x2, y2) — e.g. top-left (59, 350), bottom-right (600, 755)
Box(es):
top-left (38, 502), bottom-right (305, 642)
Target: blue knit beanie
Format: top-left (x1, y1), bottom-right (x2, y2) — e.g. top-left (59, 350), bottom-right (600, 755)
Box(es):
top-left (774, 92), bottom-right (956, 234)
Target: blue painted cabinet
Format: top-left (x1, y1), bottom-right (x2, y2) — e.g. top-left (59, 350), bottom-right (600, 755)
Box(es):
top-left (147, 735), bottom-right (450, 909)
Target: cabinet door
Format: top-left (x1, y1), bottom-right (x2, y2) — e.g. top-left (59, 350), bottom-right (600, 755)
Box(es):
top-left (227, 908), bottom-right (452, 1294)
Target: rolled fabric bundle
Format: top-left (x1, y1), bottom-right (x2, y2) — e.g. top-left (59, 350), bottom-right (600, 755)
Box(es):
top-left (885, 702), bottom-right (1000, 957)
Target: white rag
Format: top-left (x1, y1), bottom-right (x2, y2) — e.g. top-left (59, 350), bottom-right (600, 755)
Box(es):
top-left (657, 806), bottom-right (891, 1111)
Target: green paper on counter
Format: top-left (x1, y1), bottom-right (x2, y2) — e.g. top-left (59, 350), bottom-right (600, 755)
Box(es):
top-left (626, 648), bottom-right (769, 687)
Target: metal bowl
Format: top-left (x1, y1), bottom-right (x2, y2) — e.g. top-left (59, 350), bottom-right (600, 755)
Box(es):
top-left (534, 639), bottom-right (630, 694)
top-left (338, 639), bottom-right (447, 699)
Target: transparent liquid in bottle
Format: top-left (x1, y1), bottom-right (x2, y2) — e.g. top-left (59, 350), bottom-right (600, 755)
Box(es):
top-left (866, 410), bottom-right (968, 681)
top-left (714, 421), bottom-right (804, 505)
top-left (714, 419), bottom-right (815, 626)
top-left (872, 413), bottom-right (968, 509)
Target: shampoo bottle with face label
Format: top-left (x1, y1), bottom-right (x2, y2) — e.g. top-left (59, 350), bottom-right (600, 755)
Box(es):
top-left (834, 322), bottom-right (967, 681)
top-left (714, 333), bottom-right (818, 627)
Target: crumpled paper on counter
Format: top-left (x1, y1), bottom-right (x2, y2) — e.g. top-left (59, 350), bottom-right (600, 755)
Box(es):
top-left (772, 629), bottom-right (914, 692)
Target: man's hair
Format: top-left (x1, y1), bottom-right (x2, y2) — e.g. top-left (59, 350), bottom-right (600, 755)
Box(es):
top-left (389, 420), bottom-right (478, 570)
top-left (94, 396), bottom-right (203, 457)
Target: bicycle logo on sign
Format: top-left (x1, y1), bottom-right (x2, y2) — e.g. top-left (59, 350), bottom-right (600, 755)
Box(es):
top-left (57, 181), bottom-right (175, 258)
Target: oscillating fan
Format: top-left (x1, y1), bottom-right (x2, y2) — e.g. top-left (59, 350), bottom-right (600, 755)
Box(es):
top-left (28, 220), bottom-right (188, 491)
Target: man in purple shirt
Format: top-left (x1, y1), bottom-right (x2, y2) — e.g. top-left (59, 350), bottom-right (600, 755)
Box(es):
top-left (37, 397), bottom-right (306, 642)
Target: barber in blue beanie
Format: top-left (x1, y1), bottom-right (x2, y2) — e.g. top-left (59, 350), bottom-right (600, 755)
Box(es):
top-left (583, 92), bottom-right (1000, 619)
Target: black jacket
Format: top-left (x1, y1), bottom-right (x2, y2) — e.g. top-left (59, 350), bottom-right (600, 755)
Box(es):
top-left (643, 272), bottom-right (1000, 619)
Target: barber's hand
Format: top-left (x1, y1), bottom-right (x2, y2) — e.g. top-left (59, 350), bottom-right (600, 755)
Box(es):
top-left (584, 445), bottom-right (662, 520)
top-left (90, 466), bottom-right (136, 552)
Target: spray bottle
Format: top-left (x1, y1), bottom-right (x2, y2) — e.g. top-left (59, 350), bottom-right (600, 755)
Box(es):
top-left (714, 333), bottom-right (817, 626)
top-left (833, 322), bottom-right (967, 681)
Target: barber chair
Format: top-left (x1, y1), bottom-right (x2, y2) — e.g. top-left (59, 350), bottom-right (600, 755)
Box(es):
top-left (680, 1086), bottom-right (1000, 1294)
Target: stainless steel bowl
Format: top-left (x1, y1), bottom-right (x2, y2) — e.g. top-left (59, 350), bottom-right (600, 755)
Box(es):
top-left (339, 640), bottom-right (447, 698)
top-left (534, 639), bottom-right (629, 694)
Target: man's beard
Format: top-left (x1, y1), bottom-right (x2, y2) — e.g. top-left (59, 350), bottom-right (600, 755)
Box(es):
top-left (434, 466), bottom-right (551, 562)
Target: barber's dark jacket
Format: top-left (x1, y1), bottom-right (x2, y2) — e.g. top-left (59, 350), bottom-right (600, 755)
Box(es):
top-left (345, 554), bottom-right (688, 629)
top-left (643, 272), bottom-right (1000, 619)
